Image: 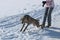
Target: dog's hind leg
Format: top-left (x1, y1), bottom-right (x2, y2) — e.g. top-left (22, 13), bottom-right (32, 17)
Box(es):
top-left (23, 24), bottom-right (29, 32)
top-left (20, 23), bottom-right (25, 31)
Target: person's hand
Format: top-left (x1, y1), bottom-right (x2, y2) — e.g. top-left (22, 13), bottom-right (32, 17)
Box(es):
top-left (42, 1), bottom-right (46, 7)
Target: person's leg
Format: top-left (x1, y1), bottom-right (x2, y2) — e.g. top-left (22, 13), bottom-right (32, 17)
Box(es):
top-left (41, 7), bottom-right (49, 29)
top-left (47, 7), bottom-right (54, 27)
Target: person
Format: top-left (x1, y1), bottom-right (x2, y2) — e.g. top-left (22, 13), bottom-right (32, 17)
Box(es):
top-left (41, 0), bottom-right (54, 29)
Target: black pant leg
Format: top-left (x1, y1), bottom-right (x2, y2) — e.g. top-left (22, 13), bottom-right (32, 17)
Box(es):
top-left (48, 7), bottom-right (54, 26)
top-left (42, 7), bottom-right (49, 26)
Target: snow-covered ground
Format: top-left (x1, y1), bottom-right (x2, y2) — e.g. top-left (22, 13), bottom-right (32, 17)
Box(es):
top-left (0, 0), bottom-right (60, 40)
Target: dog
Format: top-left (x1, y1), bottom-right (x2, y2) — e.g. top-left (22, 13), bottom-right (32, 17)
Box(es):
top-left (20, 15), bottom-right (41, 32)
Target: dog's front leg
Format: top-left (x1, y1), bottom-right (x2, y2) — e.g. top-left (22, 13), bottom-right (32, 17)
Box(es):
top-left (20, 23), bottom-right (25, 31)
top-left (23, 24), bottom-right (29, 32)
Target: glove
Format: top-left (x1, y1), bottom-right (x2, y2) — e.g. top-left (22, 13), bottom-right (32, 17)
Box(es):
top-left (42, 4), bottom-right (44, 7)
top-left (42, 1), bottom-right (46, 7)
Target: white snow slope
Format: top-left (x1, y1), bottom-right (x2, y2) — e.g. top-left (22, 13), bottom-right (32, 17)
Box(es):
top-left (0, 0), bottom-right (60, 40)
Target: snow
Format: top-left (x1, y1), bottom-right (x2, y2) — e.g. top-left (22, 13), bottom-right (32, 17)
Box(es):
top-left (0, 0), bottom-right (60, 40)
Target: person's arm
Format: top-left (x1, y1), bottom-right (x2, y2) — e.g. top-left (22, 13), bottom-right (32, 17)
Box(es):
top-left (42, 1), bottom-right (46, 7)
